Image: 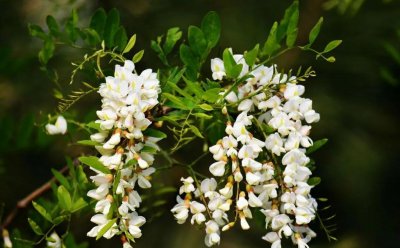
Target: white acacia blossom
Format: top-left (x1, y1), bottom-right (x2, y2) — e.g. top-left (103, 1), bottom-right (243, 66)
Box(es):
top-left (87, 60), bottom-right (161, 246)
top-left (172, 49), bottom-right (320, 247)
top-left (45, 115), bottom-right (67, 135)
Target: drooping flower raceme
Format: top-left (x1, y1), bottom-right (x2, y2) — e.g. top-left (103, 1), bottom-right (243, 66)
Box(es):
top-left (171, 49), bottom-right (320, 247)
top-left (86, 60), bottom-right (161, 246)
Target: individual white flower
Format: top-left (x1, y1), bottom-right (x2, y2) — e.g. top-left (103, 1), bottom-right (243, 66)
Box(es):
top-left (237, 192), bottom-right (248, 210)
top-left (282, 149), bottom-right (310, 167)
top-left (262, 232), bottom-right (281, 248)
top-left (265, 133), bottom-right (286, 156)
top-left (204, 220), bottom-right (221, 247)
top-left (190, 201), bottom-right (207, 225)
top-left (103, 132), bottom-right (121, 149)
top-left (209, 142), bottom-right (225, 160)
top-left (171, 197), bottom-right (190, 224)
top-left (87, 214), bottom-right (118, 239)
top-left (126, 212), bottom-right (146, 239)
top-left (238, 99), bottom-right (254, 112)
top-left (211, 58), bottom-right (226, 80)
top-left (284, 83), bottom-right (305, 99)
top-left (294, 207), bottom-right (315, 225)
top-left (87, 183), bottom-right (110, 200)
top-left (304, 110), bottom-right (320, 123)
top-left (246, 171), bottom-right (261, 185)
top-left (179, 176), bottom-right (195, 194)
top-left (201, 178), bottom-right (218, 198)
top-left (45, 115), bottom-right (67, 135)
top-left (248, 191), bottom-right (263, 207)
top-left (90, 132), bottom-right (109, 143)
top-left (259, 95), bottom-right (281, 110)
top-left (133, 167), bottom-right (156, 189)
top-left (209, 161), bottom-right (226, 177)
top-left (47, 232), bottom-right (61, 248)
top-left (240, 212), bottom-right (250, 230)
top-left (225, 91), bottom-right (238, 103)
top-left (95, 195), bottom-right (113, 215)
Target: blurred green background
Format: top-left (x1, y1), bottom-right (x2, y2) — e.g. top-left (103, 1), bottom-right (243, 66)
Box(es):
top-left (1, 0), bottom-right (399, 247)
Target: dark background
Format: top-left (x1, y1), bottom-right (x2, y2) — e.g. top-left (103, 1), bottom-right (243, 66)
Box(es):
top-left (0, 0), bottom-right (399, 247)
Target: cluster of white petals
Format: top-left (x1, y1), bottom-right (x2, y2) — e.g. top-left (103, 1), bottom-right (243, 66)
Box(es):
top-left (86, 60), bottom-right (161, 246)
top-left (172, 49), bottom-right (320, 247)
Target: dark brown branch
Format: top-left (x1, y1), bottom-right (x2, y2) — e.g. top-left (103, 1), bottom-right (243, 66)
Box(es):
top-left (0, 166), bottom-right (69, 231)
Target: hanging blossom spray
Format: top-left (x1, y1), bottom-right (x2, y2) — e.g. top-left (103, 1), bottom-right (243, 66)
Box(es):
top-left (171, 49), bottom-right (320, 248)
top-left (86, 60), bottom-right (161, 247)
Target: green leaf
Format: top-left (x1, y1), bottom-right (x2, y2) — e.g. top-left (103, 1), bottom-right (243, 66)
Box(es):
top-left (53, 215), bottom-right (69, 225)
top-left (180, 44), bottom-right (198, 67)
top-left (104, 8), bottom-right (120, 48)
top-left (244, 44), bottom-right (259, 67)
top-left (65, 9), bottom-right (79, 42)
top-left (90, 8), bottom-right (107, 38)
top-left (162, 92), bottom-right (190, 110)
top-left (28, 218), bottom-right (43, 235)
top-left (123, 34), bottom-right (136, 54)
top-left (28, 24), bottom-right (47, 40)
top-left (189, 125), bottom-right (204, 138)
top-left (202, 88), bottom-right (221, 103)
top-left (163, 27), bottom-right (182, 55)
top-left (201, 11), bottom-right (221, 48)
top-left (57, 185), bottom-right (72, 211)
top-left (151, 40), bottom-right (168, 66)
top-left (193, 112), bottom-right (213, 119)
top-left (308, 177), bottom-right (321, 186)
top-left (306, 138), bottom-right (328, 154)
top-left (184, 78), bottom-right (205, 98)
top-left (51, 168), bottom-right (71, 190)
top-left (71, 198), bottom-right (88, 213)
top-left (323, 40), bottom-right (342, 53)
top-left (141, 146), bottom-right (158, 154)
top-left (223, 48), bottom-right (242, 79)
top-left (114, 27), bottom-right (128, 52)
top-left (86, 122), bottom-right (101, 131)
top-left (166, 81), bottom-right (194, 99)
top-left (285, 1), bottom-right (299, 47)
top-left (79, 156), bottom-right (111, 174)
top-left (188, 26), bottom-right (207, 57)
top-left (262, 21), bottom-right (281, 57)
top-left (198, 103), bottom-right (214, 111)
top-left (38, 38), bottom-right (55, 65)
top-left (286, 28), bottom-right (298, 48)
top-left (96, 218), bottom-right (117, 240)
top-left (309, 17), bottom-right (323, 46)
top-left (76, 165), bottom-right (89, 185)
top-left (46, 16), bottom-right (59, 37)
top-left (132, 49), bottom-right (144, 63)
top-left (77, 140), bottom-right (101, 146)
top-left (32, 201), bottom-right (52, 223)
top-left (83, 28), bottom-right (101, 46)
top-left (143, 128), bottom-right (167, 139)
top-left (277, 1), bottom-right (298, 42)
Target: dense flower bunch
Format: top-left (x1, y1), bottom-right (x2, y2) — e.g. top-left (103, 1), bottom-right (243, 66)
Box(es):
top-left (86, 60), bottom-right (161, 246)
top-left (171, 50), bottom-right (320, 247)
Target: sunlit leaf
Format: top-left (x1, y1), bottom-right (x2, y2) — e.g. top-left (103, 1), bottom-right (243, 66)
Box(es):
top-left (79, 156), bottom-right (111, 174)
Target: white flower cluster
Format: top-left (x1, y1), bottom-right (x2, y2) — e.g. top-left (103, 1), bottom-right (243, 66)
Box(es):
top-left (86, 60), bottom-right (161, 246)
top-left (171, 50), bottom-right (320, 247)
